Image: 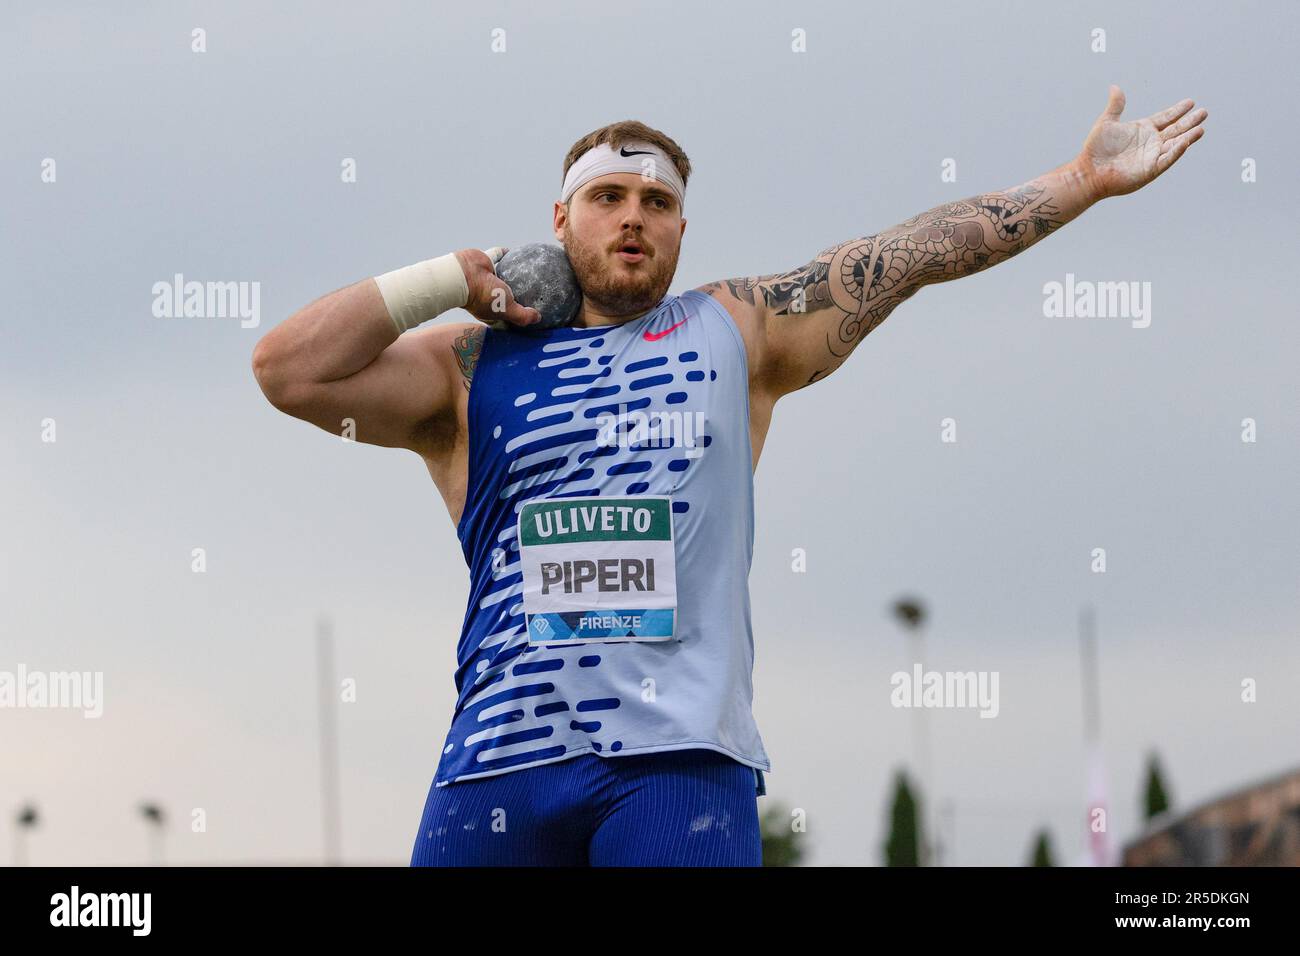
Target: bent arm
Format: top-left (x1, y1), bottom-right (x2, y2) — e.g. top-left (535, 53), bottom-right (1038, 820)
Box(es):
top-left (251, 276), bottom-right (460, 451)
top-left (702, 159), bottom-right (1096, 400)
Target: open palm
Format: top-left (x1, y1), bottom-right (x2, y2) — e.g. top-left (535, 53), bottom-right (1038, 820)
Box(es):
top-left (1078, 85), bottom-right (1208, 198)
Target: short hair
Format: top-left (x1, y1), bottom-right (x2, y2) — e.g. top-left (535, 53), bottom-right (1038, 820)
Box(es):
top-left (561, 120), bottom-right (692, 198)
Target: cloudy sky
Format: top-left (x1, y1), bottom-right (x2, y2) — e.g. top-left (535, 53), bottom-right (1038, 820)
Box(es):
top-left (2, 0), bottom-right (1295, 866)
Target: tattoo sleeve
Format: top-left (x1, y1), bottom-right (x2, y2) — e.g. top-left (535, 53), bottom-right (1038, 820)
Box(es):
top-left (702, 161), bottom-right (1094, 393)
top-left (452, 325), bottom-right (485, 391)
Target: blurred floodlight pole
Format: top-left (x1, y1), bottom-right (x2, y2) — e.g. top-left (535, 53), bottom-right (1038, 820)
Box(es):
top-left (318, 615), bottom-right (342, 865)
top-left (893, 596), bottom-right (933, 865)
top-left (15, 804), bottom-right (38, 866)
top-left (1079, 604), bottom-right (1111, 866)
top-left (138, 803), bottom-right (165, 865)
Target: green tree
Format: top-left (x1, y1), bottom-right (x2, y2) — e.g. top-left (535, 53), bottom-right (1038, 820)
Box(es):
top-left (1144, 752), bottom-right (1171, 821)
top-left (1028, 829), bottom-right (1055, 866)
top-left (884, 770), bottom-right (923, 866)
top-left (760, 802), bottom-right (805, 866)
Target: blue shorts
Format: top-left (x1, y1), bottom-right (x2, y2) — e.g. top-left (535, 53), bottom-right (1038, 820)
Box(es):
top-left (411, 748), bottom-right (764, 867)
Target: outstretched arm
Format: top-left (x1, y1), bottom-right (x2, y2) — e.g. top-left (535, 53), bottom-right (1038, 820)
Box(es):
top-left (698, 86), bottom-right (1207, 400)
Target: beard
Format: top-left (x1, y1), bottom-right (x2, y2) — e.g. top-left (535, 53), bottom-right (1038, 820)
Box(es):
top-left (561, 223), bottom-right (678, 317)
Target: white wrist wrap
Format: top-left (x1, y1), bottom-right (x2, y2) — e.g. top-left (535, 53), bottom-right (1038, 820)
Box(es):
top-left (374, 252), bottom-right (469, 334)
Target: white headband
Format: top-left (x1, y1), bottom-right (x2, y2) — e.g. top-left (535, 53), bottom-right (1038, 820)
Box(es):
top-left (560, 141), bottom-right (685, 213)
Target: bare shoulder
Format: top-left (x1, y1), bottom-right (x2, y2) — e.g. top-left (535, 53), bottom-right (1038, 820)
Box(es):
top-left (411, 320), bottom-right (486, 391)
top-left (403, 320), bottom-right (485, 457)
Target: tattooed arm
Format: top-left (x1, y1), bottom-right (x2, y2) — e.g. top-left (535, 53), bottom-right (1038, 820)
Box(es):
top-left (698, 86), bottom-right (1207, 400)
top-left (700, 164), bottom-right (1086, 397)
top-left (452, 325), bottom-right (485, 391)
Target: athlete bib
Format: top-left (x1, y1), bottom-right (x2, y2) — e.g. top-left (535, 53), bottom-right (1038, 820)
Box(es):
top-left (517, 496), bottom-right (677, 644)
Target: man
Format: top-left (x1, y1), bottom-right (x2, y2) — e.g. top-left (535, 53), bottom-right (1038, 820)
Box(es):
top-left (251, 87), bottom-right (1206, 866)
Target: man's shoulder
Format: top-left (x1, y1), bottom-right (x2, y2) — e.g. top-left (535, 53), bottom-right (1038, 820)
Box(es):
top-left (690, 280), bottom-right (767, 385)
top-left (409, 319), bottom-right (484, 375)
top-left (400, 321), bottom-right (480, 457)
top-left (691, 279), bottom-right (759, 314)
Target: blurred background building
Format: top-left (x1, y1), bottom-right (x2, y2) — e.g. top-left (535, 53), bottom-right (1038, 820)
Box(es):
top-left (1123, 767), bottom-right (1300, 866)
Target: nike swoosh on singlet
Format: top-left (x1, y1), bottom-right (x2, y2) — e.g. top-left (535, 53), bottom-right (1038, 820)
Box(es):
top-left (643, 317), bottom-right (690, 341)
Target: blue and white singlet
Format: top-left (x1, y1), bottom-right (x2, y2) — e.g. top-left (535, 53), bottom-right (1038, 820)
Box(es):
top-left (432, 289), bottom-right (771, 788)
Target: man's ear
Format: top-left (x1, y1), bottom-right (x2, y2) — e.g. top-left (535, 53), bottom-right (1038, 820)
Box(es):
top-left (553, 200), bottom-right (568, 242)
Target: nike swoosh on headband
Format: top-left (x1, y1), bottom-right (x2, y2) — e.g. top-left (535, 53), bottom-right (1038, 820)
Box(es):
top-left (620, 147), bottom-right (654, 157)
top-left (643, 317), bottom-right (690, 341)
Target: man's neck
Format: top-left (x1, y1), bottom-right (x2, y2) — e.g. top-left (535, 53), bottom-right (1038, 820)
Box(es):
top-left (571, 297), bottom-right (663, 329)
